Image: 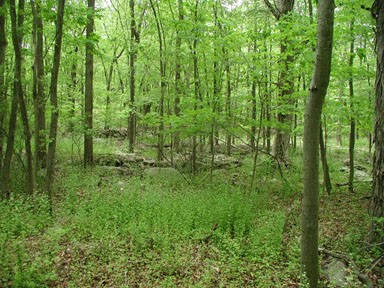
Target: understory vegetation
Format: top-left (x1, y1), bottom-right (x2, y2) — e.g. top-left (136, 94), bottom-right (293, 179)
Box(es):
top-left (0, 137), bottom-right (381, 287)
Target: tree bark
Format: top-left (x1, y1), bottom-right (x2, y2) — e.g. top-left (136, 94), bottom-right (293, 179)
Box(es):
top-left (173, 0), bottom-right (183, 153)
top-left (1, 0), bottom-right (24, 199)
top-left (31, 0), bottom-right (46, 173)
top-left (301, 0), bottom-right (335, 287)
top-left (263, 0), bottom-right (295, 165)
top-left (68, 46), bottom-right (78, 133)
top-left (84, 0), bottom-right (95, 166)
top-left (348, 20), bottom-right (355, 193)
top-left (128, 0), bottom-right (139, 153)
top-left (9, 0), bottom-right (34, 196)
top-left (45, 0), bottom-right (65, 210)
top-left (370, 0), bottom-right (384, 246)
top-left (0, 0), bottom-right (7, 172)
top-left (320, 124), bottom-right (332, 195)
top-left (149, 0), bottom-right (166, 162)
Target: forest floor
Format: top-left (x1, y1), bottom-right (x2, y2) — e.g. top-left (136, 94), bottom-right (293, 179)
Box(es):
top-left (0, 138), bottom-right (383, 287)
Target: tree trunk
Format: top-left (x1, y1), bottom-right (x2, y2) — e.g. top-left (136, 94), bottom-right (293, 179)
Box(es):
top-left (128, 0), bottom-right (139, 153)
top-left (225, 52), bottom-right (232, 156)
top-left (263, 0), bottom-right (295, 165)
top-left (250, 77), bottom-right (257, 151)
top-left (84, 0), bottom-right (95, 166)
top-left (348, 20), bottom-right (355, 193)
top-left (149, 0), bottom-right (166, 162)
top-left (68, 46), bottom-right (78, 133)
top-left (31, 0), bottom-right (46, 174)
top-left (301, 0), bottom-right (335, 287)
top-left (370, 0), bottom-right (384, 246)
top-left (1, 0), bottom-right (24, 199)
top-left (173, 0), bottom-right (183, 153)
top-left (8, 0), bottom-right (34, 196)
top-left (191, 0), bottom-right (199, 174)
top-left (45, 0), bottom-right (65, 210)
top-left (0, 0), bottom-right (7, 172)
top-left (320, 125), bottom-right (332, 195)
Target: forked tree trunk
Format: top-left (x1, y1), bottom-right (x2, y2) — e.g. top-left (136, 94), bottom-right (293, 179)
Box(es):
top-left (45, 0), bottom-right (65, 210)
top-left (301, 0), bottom-right (335, 287)
top-left (84, 0), bottom-right (95, 166)
top-left (370, 0), bottom-right (384, 246)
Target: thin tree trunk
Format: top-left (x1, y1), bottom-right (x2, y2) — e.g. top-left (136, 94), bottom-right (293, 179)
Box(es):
top-left (348, 20), bottom-right (355, 193)
top-left (1, 0), bottom-right (24, 199)
top-left (320, 124), bottom-right (332, 195)
top-left (45, 0), bottom-right (65, 210)
top-left (68, 46), bottom-right (78, 133)
top-left (250, 78), bottom-right (257, 151)
top-left (149, 0), bottom-right (166, 162)
top-left (0, 0), bottom-right (7, 172)
top-left (173, 0), bottom-right (183, 153)
top-left (9, 0), bottom-right (34, 195)
top-left (84, 0), bottom-right (95, 166)
top-left (301, 0), bottom-right (335, 287)
top-left (191, 0), bottom-right (199, 174)
top-left (128, 0), bottom-right (139, 153)
top-left (225, 51), bottom-right (232, 156)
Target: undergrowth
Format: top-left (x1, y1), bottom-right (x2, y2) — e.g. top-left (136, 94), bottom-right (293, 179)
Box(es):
top-left (0, 138), bottom-right (380, 287)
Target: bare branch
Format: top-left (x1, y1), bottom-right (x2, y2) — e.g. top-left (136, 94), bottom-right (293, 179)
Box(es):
top-left (263, 0), bottom-right (280, 19)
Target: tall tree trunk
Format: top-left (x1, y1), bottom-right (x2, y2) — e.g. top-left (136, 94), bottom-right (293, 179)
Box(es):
top-left (149, 0), bottom-right (166, 162)
top-left (0, 0), bottom-right (7, 172)
top-left (173, 0), bottom-right (183, 153)
top-left (370, 0), bottom-right (384, 246)
top-left (348, 20), bottom-right (355, 193)
top-left (31, 0), bottom-right (46, 174)
top-left (84, 0), bottom-right (95, 166)
top-left (301, 0), bottom-right (335, 287)
top-left (45, 0), bottom-right (65, 210)
top-left (250, 76), bottom-right (257, 151)
top-left (192, 0), bottom-right (200, 174)
top-left (128, 0), bottom-right (139, 153)
top-left (263, 0), bottom-right (295, 165)
top-left (225, 52), bottom-right (232, 156)
top-left (9, 0), bottom-right (34, 195)
top-left (1, 0), bottom-right (24, 199)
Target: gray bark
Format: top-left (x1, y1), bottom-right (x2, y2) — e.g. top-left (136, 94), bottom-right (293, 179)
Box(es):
top-left (301, 0), bottom-right (335, 287)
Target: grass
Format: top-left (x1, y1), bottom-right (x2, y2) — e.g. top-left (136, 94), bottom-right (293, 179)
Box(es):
top-left (0, 137), bottom-right (381, 287)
